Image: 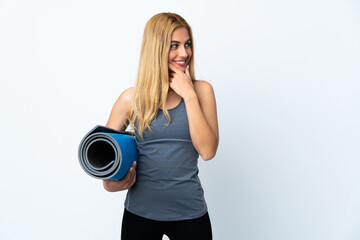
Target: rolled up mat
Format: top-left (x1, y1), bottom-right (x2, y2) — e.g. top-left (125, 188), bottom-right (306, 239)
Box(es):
top-left (78, 125), bottom-right (138, 180)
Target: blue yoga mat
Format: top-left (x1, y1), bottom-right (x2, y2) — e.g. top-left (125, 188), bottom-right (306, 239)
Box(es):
top-left (78, 125), bottom-right (138, 180)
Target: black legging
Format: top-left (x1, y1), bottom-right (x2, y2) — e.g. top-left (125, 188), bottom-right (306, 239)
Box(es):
top-left (121, 209), bottom-right (212, 240)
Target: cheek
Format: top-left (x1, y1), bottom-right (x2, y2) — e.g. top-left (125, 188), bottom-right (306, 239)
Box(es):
top-left (188, 49), bottom-right (192, 59)
top-left (168, 51), bottom-right (175, 62)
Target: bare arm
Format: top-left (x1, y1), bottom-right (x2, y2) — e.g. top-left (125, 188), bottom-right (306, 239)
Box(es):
top-left (105, 87), bottom-right (134, 131)
top-left (102, 87), bottom-right (137, 192)
top-left (169, 64), bottom-right (219, 160)
top-left (184, 81), bottom-right (219, 160)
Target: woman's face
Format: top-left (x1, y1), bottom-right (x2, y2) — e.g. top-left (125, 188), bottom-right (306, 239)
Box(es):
top-left (168, 27), bottom-right (192, 72)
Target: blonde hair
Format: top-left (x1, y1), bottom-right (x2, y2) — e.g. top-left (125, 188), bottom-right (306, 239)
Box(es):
top-left (128, 12), bottom-right (196, 139)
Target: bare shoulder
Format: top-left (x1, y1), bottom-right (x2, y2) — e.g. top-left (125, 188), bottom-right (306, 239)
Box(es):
top-left (194, 80), bottom-right (213, 90)
top-left (115, 87), bottom-right (135, 108)
top-left (193, 80), bottom-right (215, 101)
top-left (106, 87), bottom-right (134, 130)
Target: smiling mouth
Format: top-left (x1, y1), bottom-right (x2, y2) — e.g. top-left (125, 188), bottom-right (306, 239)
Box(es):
top-left (173, 60), bottom-right (187, 66)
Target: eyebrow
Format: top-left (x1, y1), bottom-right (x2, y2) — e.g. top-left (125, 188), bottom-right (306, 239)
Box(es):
top-left (171, 39), bottom-right (191, 43)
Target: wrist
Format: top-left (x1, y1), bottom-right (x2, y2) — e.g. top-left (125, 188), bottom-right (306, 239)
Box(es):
top-left (183, 89), bottom-right (197, 102)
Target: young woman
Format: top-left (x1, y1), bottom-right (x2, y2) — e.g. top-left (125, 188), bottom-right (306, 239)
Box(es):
top-left (103, 12), bottom-right (219, 240)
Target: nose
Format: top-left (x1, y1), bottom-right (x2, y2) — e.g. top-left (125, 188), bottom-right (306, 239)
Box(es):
top-left (178, 46), bottom-right (188, 58)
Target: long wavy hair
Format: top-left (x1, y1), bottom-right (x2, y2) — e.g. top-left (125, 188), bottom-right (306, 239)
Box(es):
top-left (127, 12), bottom-right (196, 139)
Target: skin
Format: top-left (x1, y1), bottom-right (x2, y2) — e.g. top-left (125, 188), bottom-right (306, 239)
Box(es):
top-left (103, 27), bottom-right (219, 192)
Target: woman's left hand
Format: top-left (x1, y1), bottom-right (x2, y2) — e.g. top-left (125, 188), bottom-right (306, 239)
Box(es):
top-left (168, 63), bottom-right (196, 99)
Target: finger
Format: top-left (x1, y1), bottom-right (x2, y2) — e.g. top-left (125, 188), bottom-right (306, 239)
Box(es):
top-left (129, 171), bottom-right (136, 187)
top-left (121, 161), bottom-right (137, 189)
top-left (185, 65), bottom-right (190, 77)
top-left (128, 166), bottom-right (135, 180)
top-left (123, 168), bottom-right (133, 187)
top-left (122, 166), bottom-right (133, 182)
top-left (126, 161), bottom-right (136, 183)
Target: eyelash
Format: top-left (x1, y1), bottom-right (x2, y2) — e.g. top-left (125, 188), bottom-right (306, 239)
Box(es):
top-left (171, 42), bottom-right (191, 49)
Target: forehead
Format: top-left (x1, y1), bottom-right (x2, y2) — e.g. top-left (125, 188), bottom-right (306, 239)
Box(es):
top-left (171, 27), bottom-right (190, 41)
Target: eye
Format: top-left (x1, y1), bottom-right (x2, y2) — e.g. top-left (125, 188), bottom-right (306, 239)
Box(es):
top-left (185, 42), bottom-right (191, 48)
top-left (170, 44), bottom-right (178, 49)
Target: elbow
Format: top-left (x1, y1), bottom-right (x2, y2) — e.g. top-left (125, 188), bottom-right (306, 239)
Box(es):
top-left (199, 140), bottom-right (218, 161)
top-left (200, 151), bottom-right (216, 161)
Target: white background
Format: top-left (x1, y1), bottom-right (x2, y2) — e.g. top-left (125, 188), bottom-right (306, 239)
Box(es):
top-left (1, 0), bottom-right (359, 239)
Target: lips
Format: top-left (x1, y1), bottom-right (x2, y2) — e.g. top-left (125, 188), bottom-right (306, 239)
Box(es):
top-left (173, 60), bottom-right (187, 66)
